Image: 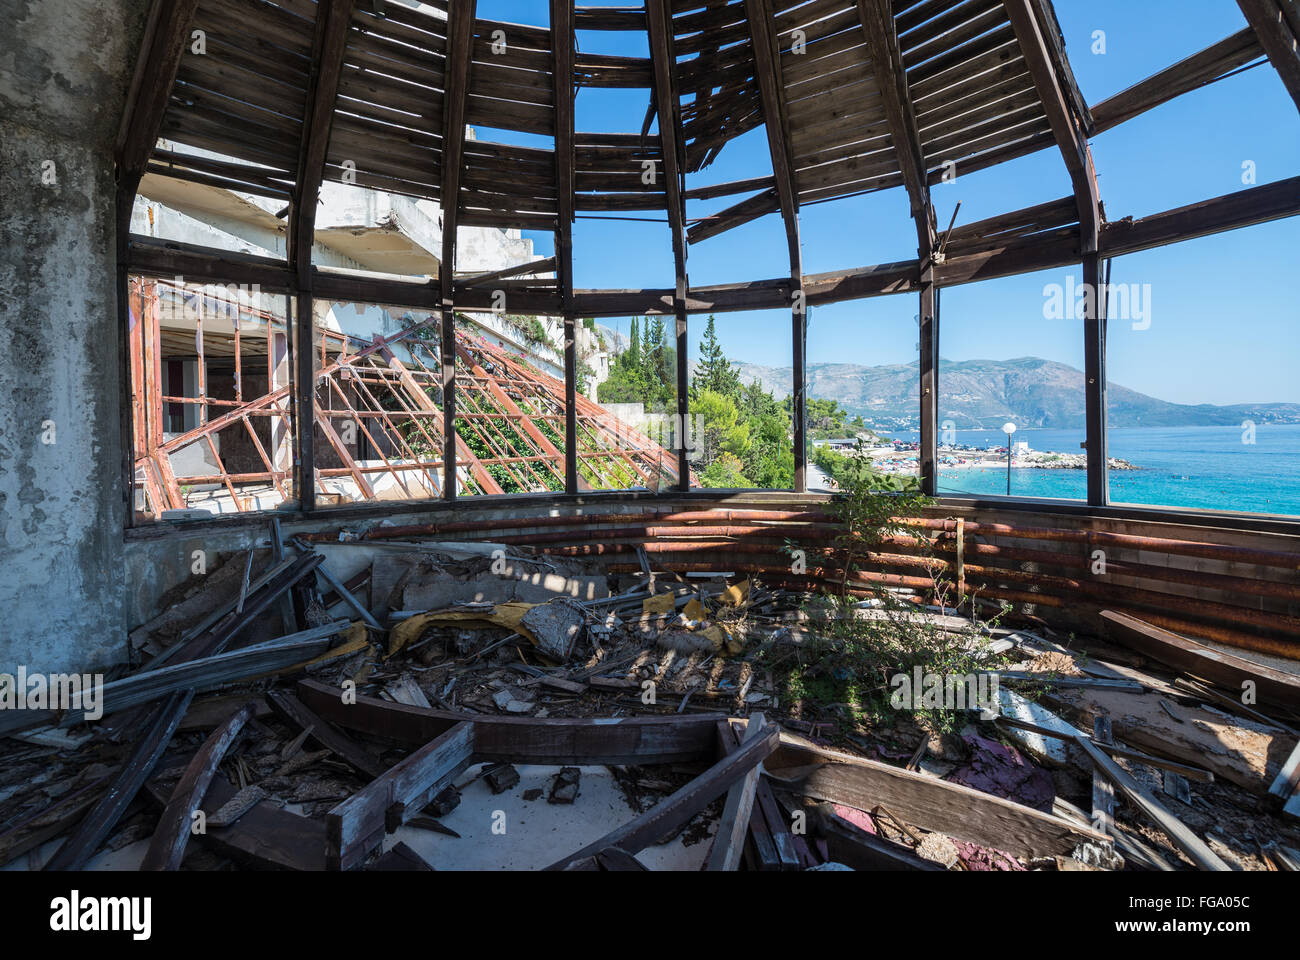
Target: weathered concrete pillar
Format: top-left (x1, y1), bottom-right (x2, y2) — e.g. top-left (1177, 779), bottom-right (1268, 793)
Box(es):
top-left (0, 0), bottom-right (151, 672)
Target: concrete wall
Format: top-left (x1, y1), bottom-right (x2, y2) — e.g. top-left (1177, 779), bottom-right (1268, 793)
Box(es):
top-left (0, 0), bottom-right (150, 672)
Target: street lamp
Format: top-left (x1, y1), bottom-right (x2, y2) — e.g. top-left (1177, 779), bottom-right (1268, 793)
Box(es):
top-left (1002, 422), bottom-right (1017, 495)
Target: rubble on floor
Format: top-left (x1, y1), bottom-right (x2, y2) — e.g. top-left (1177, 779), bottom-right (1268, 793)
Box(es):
top-left (3, 520), bottom-right (1299, 872)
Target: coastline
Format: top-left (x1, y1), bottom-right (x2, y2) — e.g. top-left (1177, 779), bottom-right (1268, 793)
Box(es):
top-left (857, 445), bottom-right (1138, 476)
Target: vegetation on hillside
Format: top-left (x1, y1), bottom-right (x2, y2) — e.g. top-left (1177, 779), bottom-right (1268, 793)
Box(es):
top-left (596, 315), bottom-right (676, 410)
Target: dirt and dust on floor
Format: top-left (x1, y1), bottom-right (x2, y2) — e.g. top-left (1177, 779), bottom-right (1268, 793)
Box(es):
top-left (2, 519), bottom-right (1299, 872)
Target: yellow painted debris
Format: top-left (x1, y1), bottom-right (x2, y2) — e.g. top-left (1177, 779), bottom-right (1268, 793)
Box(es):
top-left (641, 592), bottom-right (675, 615)
top-left (388, 602), bottom-right (538, 655)
top-left (720, 579), bottom-right (750, 606)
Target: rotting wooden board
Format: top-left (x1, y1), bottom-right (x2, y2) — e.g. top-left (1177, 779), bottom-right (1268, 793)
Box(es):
top-left (1073, 735), bottom-right (1230, 871)
top-left (74, 628), bottom-right (340, 726)
top-left (1052, 686), bottom-right (1296, 795)
top-left (806, 802), bottom-right (945, 871)
top-left (752, 775), bottom-right (800, 870)
top-left (544, 723), bottom-right (781, 870)
top-left (265, 689), bottom-right (387, 779)
top-left (763, 732), bottom-right (1111, 861)
top-left (178, 695), bottom-right (271, 731)
top-left (296, 679), bottom-right (720, 765)
top-left (1101, 610), bottom-right (1300, 710)
top-left (145, 773), bottom-right (325, 871)
top-left (42, 690), bottom-right (195, 872)
top-left (715, 718), bottom-right (799, 871)
top-left (326, 721), bottom-right (475, 871)
top-left (706, 713), bottom-right (767, 871)
top-left (994, 713), bottom-right (1215, 782)
top-left (141, 702), bottom-right (255, 870)
top-left (0, 770), bottom-right (118, 869)
top-left (366, 841), bottom-right (435, 871)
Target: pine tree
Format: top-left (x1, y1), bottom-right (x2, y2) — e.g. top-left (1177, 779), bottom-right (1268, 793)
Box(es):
top-left (693, 315), bottom-right (741, 400)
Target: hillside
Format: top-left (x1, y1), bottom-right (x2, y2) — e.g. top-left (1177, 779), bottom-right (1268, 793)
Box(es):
top-left (731, 357), bottom-right (1300, 431)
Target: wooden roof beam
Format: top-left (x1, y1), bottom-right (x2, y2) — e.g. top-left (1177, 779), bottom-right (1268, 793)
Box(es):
top-left (292, 0), bottom-right (357, 513)
top-left (857, 0), bottom-right (936, 254)
top-left (552, 0), bottom-right (579, 493)
top-left (440, 1), bottom-right (478, 300)
top-left (646, 0), bottom-right (693, 491)
top-left (292, 0), bottom-right (356, 288)
top-left (644, 0), bottom-right (689, 283)
top-left (1029, 0), bottom-right (1094, 136)
top-left (1237, 0), bottom-right (1300, 113)
top-left (438, 0), bottom-right (478, 499)
top-left (116, 0), bottom-right (201, 214)
top-left (1092, 28), bottom-right (1266, 133)
top-left (858, 0), bottom-right (941, 494)
top-left (743, 0), bottom-right (807, 490)
top-left (1005, 0), bottom-right (1106, 504)
top-left (741, 0), bottom-right (802, 272)
top-left (1004, 0), bottom-right (1100, 247)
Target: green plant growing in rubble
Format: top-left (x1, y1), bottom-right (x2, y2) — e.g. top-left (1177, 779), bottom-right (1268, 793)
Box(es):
top-left (822, 440), bottom-right (930, 601)
top-left (761, 445), bottom-right (1009, 734)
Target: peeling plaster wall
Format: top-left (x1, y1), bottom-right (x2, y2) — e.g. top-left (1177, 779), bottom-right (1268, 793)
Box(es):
top-left (0, 0), bottom-right (152, 672)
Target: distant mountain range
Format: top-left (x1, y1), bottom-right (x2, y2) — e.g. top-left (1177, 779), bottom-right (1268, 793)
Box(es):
top-left (731, 357), bottom-right (1300, 431)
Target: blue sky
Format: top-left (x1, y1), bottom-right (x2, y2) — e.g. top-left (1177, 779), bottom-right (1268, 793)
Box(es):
top-left (479, 0), bottom-right (1299, 406)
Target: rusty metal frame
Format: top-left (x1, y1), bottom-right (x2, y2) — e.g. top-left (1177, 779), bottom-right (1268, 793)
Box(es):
top-left (128, 280), bottom-right (682, 518)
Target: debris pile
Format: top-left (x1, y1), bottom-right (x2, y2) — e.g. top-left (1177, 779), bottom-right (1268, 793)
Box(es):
top-left (2, 519), bottom-right (1298, 872)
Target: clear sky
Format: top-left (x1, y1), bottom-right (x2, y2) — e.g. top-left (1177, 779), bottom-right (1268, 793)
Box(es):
top-left (479, 0), bottom-right (1299, 406)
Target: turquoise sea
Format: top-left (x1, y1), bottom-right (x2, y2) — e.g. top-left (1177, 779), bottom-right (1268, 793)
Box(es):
top-left (889, 424), bottom-right (1300, 517)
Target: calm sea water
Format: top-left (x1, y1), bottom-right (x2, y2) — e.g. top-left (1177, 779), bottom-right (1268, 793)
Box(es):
top-left (887, 424), bottom-right (1300, 517)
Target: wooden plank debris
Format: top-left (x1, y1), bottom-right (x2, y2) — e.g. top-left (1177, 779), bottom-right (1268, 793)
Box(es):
top-left (141, 702), bottom-right (255, 870)
top-left (325, 721), bottom-right (475, 870)
top-left (367, 841), bottom-right (435, 871)
top-left (1101, 609), bottom-right (1300, 710)
top-left (0, 624), bottom-right (344, 737)
top-left (1091, 716), bottom-right (1116, 836)
top-left (43, 690), bottom-right (194, 871)
top-left (765, 733), bottom-right (1111, 860)
top-left (296, 679), bottom-right (720, 765)
top-left (994, 713), bottom-right (1215, 782)
top-left (807, 802), bottom-right (944, 871)
top-left (706, 713), bottom-right (767, 871)
top-left (265, 689), bottom-right (387, 780)
top-left (1073, 735), bottom-right (1230, 871)
top-left (545, 722), bottom-right (780, 870)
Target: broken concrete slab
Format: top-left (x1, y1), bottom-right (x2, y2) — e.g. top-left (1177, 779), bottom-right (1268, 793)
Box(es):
top-left (521, 601), bottom-right (585, 662)
top-left (548, 767), bottom-right (581, 804)
top-left (380, 554), bottom-right (608, 612)
top-left (482, 764), bottom-right (520, 794)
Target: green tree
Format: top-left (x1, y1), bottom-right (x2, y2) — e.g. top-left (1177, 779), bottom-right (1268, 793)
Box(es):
top-left (644, 316), bottom-right (676, 409)
top-left (691, 315), bottom-right (741, 401)
top-left (701, 452), bottom-right (751, 488)
top-left (627, 317), bottom-right (641, 369)
top-left (690, 388), bottom-right (750, 476)
top-left (595, 316), bottom-right (677, 410)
